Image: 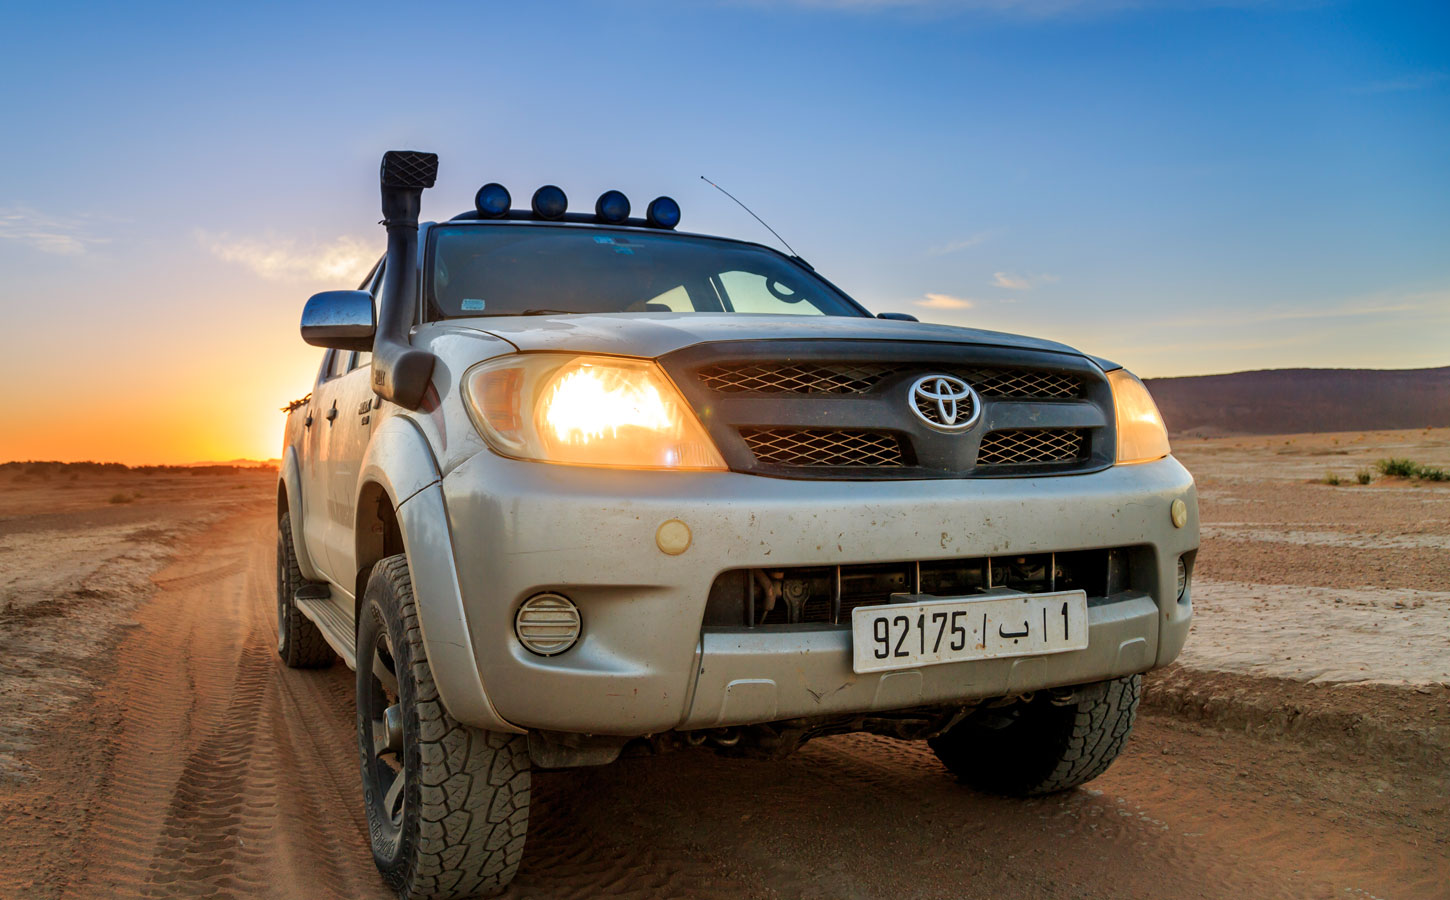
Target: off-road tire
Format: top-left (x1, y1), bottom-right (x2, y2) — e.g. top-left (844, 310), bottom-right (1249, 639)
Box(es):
top-left (929, 675), bottom-right (1141, 797)
top-left (357, 555), bottom-right (530, 900)
top-left (276, 515), bottom-right (334, 668)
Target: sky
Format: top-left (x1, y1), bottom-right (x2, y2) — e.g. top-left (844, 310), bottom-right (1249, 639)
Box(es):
top-left (0, 0), bottom-right (1445, 464)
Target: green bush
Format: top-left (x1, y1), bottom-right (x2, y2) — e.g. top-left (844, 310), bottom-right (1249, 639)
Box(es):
top-left (1376, 458), bottom-right (1420, 477)
top-left (1355, 468), bottom-right (1374, 485)
top-left (1375, 458), bottom-right (1449, 481)
top-left (1320, 471), bottom-right (1342, 486)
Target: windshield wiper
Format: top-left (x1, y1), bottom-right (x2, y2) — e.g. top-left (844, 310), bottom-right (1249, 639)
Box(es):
top-left (518, 308), bottom-right (576, 316)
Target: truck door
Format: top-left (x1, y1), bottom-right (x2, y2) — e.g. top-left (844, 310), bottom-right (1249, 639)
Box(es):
top-left (301, 348), bottom-right (350, 584)
top-left (323, 349), bottom-right (376, 598)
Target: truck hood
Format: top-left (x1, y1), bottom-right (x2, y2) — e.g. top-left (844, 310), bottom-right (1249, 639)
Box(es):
top-left (444, 313), bottom-right (1090, 362)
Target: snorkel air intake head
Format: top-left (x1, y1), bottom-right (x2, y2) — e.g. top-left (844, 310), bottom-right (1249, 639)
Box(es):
top-left (372, 151), bottom-right (438, 409)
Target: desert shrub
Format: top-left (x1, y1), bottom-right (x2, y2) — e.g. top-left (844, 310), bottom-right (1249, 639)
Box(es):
top-left (1320, 471), bottom-right (1342, 486)
top-left (1355, 468), bottom-right (1374, 484)
top-left (1375, 458), bottom-right (1449, 481)
top-left (1376, 458), bottom-right (1420, 477)
top-left (108, 493), bottom-right (133, 504)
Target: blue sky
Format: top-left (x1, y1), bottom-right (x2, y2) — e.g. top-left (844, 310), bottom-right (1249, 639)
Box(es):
top-left (0, 0), bottom-right (1446, 462)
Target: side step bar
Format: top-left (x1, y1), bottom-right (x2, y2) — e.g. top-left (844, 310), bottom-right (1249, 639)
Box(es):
top-left (294, 586), bottom-right (358, 669)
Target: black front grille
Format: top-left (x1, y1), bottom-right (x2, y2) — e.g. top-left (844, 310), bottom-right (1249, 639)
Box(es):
top-left (703, 548), bottom-right (1137, 628)
top-left (660, 339), bottom-right (1114, 480)
top-left (697, 362), bottom-right (1082, 400)
top-left (966, 368), bottom-right (1080, 400)
top-left (700, 362), bottom-right (897, 394)
top-left (977, 429), bottom-right (1088, 466)
top-left (740, 428), bottom-right (905, 467)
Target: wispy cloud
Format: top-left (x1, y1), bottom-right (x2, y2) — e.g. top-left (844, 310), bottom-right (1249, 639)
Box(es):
top-left (990, 271), bottom-right (1058, 290)
top-left (926, 233), bottom-right (989, 256)
top-left (0, 207), bottom-right (110, 255)
top-left (1353, 71), bottom-right (1447, 95)
top-left (1153, 291), bottom-right (1448, 330)
top-left (199, 231), bottom-right (377, 282)
top-left (916, 292), bottom-right (975, 309)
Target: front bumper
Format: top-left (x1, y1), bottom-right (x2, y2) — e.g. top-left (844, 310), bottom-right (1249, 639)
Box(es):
top-left (433, 453), bottom-right (1198, 735)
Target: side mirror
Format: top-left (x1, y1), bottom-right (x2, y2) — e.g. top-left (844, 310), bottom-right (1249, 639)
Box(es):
top-left (301, 290), bottom-right (375, 351)
top-left (876, 312), bottom-right (919, 322)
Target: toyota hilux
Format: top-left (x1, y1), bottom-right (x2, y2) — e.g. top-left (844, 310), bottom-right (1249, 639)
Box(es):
top-left (277, 151), bottom-right (1198, 899)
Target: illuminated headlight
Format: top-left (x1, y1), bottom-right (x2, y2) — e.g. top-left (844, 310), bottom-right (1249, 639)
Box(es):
top-left (515, 593), bottom-right (581, 656)
top-left (1107, 369), bottom-right (1171, 465)
top-left (463, 354), bottom-right (727, 470)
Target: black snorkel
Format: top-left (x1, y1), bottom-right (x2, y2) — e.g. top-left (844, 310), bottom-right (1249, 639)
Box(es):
top-left (372, 150), bottom-right (438, 409)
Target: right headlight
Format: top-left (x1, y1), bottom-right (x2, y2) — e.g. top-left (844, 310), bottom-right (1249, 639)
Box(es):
top-left (1107, 369), bottom-right (1170, 464)
top-left (462, 353), bottom-right (727, 471)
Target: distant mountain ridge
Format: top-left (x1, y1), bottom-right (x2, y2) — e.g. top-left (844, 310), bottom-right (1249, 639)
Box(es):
top-left (1144, 366), bottom-right (1450, 437)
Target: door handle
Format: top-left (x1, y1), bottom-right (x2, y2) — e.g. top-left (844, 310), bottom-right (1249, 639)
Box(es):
top-left (326, 401), bottom-right (338, 423)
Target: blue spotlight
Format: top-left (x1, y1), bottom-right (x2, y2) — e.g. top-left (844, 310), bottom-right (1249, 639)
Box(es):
top-left (646, 196), bottom-right (680, 229)
top-left (595, 190), bottom-right (630, 224)
top-left (531, 185), bottom-right (568, 220)
top-left (474, 183), bottom-right (511, 218)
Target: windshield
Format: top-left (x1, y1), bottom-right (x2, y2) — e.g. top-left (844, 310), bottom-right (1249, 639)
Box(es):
top-left (426, 224), bottom-right (865, 319)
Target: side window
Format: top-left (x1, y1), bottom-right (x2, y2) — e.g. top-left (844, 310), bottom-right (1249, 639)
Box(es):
top-left (361, 257), bottom-right (385, 293)
top-left (320, 350), bottom-right (351, 381)
top-left (717, 271), bottom-right (829, 315)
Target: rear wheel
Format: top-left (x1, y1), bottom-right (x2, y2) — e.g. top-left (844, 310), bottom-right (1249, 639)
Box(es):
top-left (275, 515), bottom-right (334, 668)
top-left (929, 675), bottom-right (1141, 796)
top-left (357, 555), bottom-right (531, 899)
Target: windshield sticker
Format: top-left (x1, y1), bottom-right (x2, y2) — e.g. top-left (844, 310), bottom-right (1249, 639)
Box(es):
top-left (592, 236), bottom-right (614, 244)
top-left (614, 247), bottom-right (635, 255)
top-left (461, 298), bottom-right (486, 311)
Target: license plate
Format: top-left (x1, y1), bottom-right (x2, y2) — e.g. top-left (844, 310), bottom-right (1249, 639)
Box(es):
top-left (851, 590), bottom-right (1089, 674)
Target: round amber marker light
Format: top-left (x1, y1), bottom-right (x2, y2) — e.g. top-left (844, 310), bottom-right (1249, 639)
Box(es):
top-left (1171, 499), bottom-right (1188, 529)
top-left (656, 519), bottom-right (692, 555)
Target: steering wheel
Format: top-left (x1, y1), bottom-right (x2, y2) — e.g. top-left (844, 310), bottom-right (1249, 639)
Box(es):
top-left (766, 278), bottom-right (804, 303)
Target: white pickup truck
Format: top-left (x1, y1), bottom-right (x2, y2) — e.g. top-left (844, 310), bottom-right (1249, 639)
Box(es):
top-left (277, 151), bottom-right (1198, 899)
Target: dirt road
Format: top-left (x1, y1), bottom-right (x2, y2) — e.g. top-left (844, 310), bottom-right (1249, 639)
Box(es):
top-left (2, 470), bottom-right (1447, 899)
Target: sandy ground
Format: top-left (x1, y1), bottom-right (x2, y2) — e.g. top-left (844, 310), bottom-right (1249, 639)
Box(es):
top-left (1174, 428), bottom-right (1450, 687)
top-left (0, 441), bottom-right (1446, 900)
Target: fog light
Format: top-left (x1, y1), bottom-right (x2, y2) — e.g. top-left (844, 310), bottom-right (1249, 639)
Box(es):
top-left (1170, 498), bottom-right (1188, 529)
top-left (515, 593), bottom-right (581, 656)
top-left (1176, 557), bottom-right (1189, 601)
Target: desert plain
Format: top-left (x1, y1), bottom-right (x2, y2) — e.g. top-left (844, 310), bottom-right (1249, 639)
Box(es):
top-left (0, 430), bottom-right (1446, 899)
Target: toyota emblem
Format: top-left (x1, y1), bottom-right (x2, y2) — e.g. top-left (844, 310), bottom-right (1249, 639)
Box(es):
top-left (909, 375), bottom-right (980, 431)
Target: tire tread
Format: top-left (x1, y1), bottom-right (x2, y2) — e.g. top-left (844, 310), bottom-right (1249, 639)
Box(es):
top-left (365, 555), bottom-right (529, 899)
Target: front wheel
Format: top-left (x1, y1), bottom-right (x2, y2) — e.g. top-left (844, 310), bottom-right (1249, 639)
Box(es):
top-left (929, 675), bottom-right (1141, 796)
top-left (356, 555), bottom-right (531, 899)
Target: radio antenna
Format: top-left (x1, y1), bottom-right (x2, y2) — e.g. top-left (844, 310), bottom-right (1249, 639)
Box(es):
top-left (700, 175), bottom-right (799, 258)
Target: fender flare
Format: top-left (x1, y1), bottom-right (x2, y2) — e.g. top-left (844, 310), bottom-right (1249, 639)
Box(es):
top-left (355, 416), bottom-right (521, 734)
top-left (279, 446), bottom-right (325, 583)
